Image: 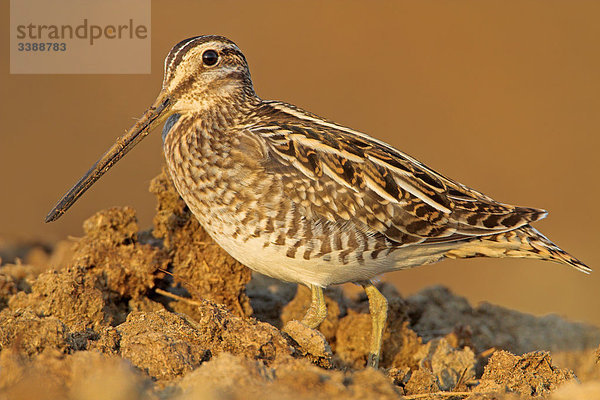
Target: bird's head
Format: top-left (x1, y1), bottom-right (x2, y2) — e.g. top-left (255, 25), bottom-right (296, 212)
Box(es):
top-left (162, 35), bottom-right (255, 113)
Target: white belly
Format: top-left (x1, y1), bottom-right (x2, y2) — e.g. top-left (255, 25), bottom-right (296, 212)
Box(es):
top-left (210, 232), bottom-right (384, 286)
top-left (200, 223), bottom-right (450, 287)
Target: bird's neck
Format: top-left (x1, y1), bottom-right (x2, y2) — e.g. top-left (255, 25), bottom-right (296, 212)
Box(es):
top-left (173, 84), bottom-right (261, 132)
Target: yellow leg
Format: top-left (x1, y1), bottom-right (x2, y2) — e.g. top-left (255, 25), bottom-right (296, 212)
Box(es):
top-left (363, 281), bottom-right (388, 369)
top-left (300, 285), bottom-right (328, 329)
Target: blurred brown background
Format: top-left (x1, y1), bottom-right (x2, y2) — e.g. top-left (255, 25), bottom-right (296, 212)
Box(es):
top-left (1, 2), bottom-right (598, 326)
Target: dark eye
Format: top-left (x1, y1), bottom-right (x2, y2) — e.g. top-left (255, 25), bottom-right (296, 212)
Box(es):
top-left (202, 50), bottom-right (219, 66)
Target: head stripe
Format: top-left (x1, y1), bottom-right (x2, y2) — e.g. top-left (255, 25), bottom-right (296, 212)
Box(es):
top-left (164, 37), bottom-right (201, 80)
top-left (164, 35), bottom-right (240, 82)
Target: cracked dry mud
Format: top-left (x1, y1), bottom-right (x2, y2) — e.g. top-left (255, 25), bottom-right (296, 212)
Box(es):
top-left (0, 169), bottom-right (599, 400)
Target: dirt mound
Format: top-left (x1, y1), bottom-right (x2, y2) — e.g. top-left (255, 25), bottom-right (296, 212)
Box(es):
top-left (1, 170), bottom-right (598, 399)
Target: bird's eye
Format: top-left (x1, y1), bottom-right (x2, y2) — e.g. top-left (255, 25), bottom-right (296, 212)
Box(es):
top-left (202, 50), bottom-right (219, 66)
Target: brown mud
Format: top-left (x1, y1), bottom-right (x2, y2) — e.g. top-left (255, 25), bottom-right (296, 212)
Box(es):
top-left (0, 169), bottom-right (598, 399)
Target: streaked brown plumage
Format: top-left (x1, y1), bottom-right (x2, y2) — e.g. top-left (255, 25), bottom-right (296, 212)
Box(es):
top-left (46, 35), bottom-right (591, 368)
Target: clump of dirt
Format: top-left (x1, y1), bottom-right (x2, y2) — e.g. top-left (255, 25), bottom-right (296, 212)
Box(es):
top-left (473, 351), bottom-right (576, 397)
top-left (0, 169), bottom-right (598, 399)
top-left (8, 207), bottom-right (168, 331)
top-left (282, 320), bottom-right (333, 368)
top-left (0, 310), bottom-right (72, 356)
top-left (118, 305), bottom-right (293, 381)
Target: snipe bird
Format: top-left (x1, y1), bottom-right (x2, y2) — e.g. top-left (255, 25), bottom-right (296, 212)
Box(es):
top-left (46, 35), bottom-right (591, 368)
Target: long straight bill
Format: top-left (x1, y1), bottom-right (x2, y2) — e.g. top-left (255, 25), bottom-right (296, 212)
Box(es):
top-left (45, 92), bottom-right (171, 222)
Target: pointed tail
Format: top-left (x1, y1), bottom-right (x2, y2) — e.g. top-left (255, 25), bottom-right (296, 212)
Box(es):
top-left (516, 225), bottom-right (591, 274)
top-left (444, 224), bottom-right (591, 274)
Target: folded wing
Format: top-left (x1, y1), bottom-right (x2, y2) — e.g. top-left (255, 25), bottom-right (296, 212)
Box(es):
top-left (251, 102), bottom-right (547, 247)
